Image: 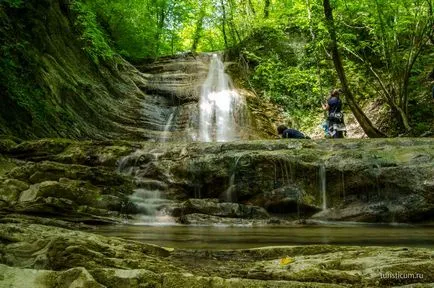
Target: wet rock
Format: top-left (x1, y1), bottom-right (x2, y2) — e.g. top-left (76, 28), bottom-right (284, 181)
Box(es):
top-left (162, 139), bottom-right (434, 223)
top-left (0, 179), bottom-right (29, 204)
top-left (251, 186), bottom-right (321, 217)
top-left (0, 139), bottom-right (16, 153)
top-left (178, 213), bottom-right (256, 225)
top-left (91, 268), bottom-right (161, 288)
top-left (8, 161), bottom-right (131, 187)
top-left (172, 198), bottom-right (269, 219)
top-left (18, 179), bottom-right (100, 206)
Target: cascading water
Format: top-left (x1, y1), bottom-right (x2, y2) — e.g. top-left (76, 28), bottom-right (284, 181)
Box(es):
top-left (199, 54), bottom-right (244, 142)
top-left (319, 164), bottom-right (327, 210)
top-left (117, 151), bottom-right (175, 225)
top-left (162, 109), bottom-right (175, 142)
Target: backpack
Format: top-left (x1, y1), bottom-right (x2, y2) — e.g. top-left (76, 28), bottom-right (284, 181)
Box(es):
top-left (327, 99), bottom-right (344, 124)
top-left (328, 112), bottom-right (344, 123)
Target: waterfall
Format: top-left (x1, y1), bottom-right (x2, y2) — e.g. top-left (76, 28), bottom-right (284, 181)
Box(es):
top-left (199, 54), bottom-right (244, 142)
top-left (319, 164), bottom-right (327, 210)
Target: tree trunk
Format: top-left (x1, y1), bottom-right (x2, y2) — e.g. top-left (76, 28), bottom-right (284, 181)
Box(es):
top-left (306, 0), bottom-right (323, 96)
top-left (248, 0), bottom-right (256, 15)
top-left (228, 0), bottom-right (241, 43)
top-left (220, 0), bottom-right (228, 49)
top-left (154, 5), bottom-right (166, 57)
top-left (264, 0), bottom-right (270, 19)
top-left (323, 0), bottom-right (386, 138)
top-left (191, 5), bottom-right (206, 52)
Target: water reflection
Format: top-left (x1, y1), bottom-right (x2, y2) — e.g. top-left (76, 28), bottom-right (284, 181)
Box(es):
top-left (94, 224), bottom-right (434, 250)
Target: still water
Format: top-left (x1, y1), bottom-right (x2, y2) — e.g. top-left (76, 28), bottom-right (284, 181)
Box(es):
top-left (94, 224), bottom-right (434, 250)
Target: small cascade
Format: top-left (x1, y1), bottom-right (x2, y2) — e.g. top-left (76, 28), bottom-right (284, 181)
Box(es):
top-left (130, 189), bottom-right (161, 216)
top-left (225, 173), bottom-right (235, 202)
top-left (319, 164), bottom-right (327, 210)
top-left (193, 185), bottom-right (202, 199)
top-left (162, 109), bottom-right (176, 142)
top-left (373, 164), bottom-right (396, 223)
top-left (224, 153), bottom-right (251, 202)
top-left (199, 54), bottom-right (245, 142)
top-left (117, 150), bottom-right (175, 225)
top-left (341, 171), bottom-right (346, 203)
top-left (277, 159), bottom-right (301, 218)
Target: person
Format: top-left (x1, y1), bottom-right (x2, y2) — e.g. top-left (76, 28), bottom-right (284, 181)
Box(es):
top-left (277, 125), bottom-right (310, 139)
top-left (322, 88), bottom-right (346, 138)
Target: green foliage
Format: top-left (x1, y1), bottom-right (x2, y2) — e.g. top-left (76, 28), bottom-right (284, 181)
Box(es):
top-left (82, 0), bottom-right (198, 59)
top-left (0, 0), bottom-right (24, 8)
top-left (236, 24), bottom-right (334, 120)
top-left (252, 58), bottom-right (321, 109)
top-left (71, 1), bottom-right (114, 64)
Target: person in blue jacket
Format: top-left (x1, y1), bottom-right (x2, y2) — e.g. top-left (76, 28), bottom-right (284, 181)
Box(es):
top-left (277, 125), bottom-right (310, 139)
top-left (322, 88), bottom-right (345, 138)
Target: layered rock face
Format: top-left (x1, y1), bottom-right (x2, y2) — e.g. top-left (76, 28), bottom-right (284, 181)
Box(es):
top-left (0, 0), bottom-right (152, 140)
top-left (1, 138), bottom-right (433, 224)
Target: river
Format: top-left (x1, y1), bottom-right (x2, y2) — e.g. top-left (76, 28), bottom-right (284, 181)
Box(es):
top-left (93, 223), bottom-right (434, 250)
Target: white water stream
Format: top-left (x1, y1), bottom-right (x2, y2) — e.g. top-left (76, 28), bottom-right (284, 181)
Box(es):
top-left (162, 110), bottom-right (175, 142)
top-left (199, 54), bottom-right (244, 142)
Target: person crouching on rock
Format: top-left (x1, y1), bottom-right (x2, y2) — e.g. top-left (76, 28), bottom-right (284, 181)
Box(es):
top-left (277, 125), bottom-right (310, 139)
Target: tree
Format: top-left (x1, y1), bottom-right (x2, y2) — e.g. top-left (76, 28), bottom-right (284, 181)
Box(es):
top-left (323, 0), bottom-right (385, 138)
top-left (219, 0), bottom-right (229, 49)
top-left (191, 0), bottom-right (207, 52)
